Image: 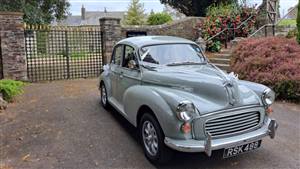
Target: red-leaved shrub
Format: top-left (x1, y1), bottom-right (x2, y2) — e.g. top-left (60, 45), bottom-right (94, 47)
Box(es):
top-left (231, 37), bottom-right (300, 102)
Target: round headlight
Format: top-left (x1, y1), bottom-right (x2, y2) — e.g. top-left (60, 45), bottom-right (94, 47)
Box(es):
top-left (262, 88), bottom-right (275, 106)
top-left (176, 101), bottom-right (196, 122)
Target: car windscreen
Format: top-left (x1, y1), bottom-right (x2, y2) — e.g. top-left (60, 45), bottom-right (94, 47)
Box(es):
top-left (139, 44), bottom-right (206, 66)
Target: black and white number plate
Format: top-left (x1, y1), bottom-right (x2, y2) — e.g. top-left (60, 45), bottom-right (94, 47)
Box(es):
top-left (223, 140), bottom-right (261, 158)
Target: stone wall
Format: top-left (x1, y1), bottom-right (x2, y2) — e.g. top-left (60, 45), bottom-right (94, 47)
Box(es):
top-left (0, 12), bottom-right (27, 80)
top-left (99, 17), bottom-right (203, 64)
top-left (121, 17), bottom-right (203, 41)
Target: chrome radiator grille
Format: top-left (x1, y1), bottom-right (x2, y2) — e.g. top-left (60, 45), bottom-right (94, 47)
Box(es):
top-left (205, 111), bottom-right (260, 137)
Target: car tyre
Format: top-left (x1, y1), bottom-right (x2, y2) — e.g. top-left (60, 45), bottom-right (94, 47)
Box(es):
top-left (139, 112), bottom-right (173, 164)
top-left (100, 83), bottom-right (110, 109)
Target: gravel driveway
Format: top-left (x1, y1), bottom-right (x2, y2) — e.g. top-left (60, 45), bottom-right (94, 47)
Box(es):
top-left (0, 78), bottom-right (299, 169)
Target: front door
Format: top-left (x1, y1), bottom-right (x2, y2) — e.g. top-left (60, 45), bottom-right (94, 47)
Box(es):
top-left (117, 45), bottom-right (141, 106)
top-left (110, 44), bottom-right (123, 102)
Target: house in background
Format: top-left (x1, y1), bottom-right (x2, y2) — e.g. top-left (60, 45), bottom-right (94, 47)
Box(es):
top-left (52, 5), bottom-right (125, 26)
top-left (286, 4), bottom-right (298, 19)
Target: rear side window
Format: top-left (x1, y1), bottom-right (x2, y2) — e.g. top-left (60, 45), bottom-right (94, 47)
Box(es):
top-left (112, 45), bottom-right (123, 65)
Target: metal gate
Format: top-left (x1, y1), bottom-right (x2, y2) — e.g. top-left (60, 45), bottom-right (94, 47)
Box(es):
top-left (24, 25), bottom-right (103, 82)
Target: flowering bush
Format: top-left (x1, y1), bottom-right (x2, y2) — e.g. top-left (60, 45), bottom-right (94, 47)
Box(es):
top-left (231, 37), bottom-right (300, 102)
top-left (201, 3), bottom-right (257, 52)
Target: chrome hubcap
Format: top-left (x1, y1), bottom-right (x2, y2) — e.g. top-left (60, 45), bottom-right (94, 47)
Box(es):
top-left (142, 121), bottom-right (158, 156)
top-left (101, 86), bottom-right (107, 105)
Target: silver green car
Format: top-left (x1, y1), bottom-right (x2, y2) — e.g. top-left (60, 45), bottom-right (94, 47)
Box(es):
top-left (99, 36), bottom-right (278, 164)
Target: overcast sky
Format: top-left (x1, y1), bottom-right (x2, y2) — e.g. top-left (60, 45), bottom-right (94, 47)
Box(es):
top-left (69, 0), bottom-right (164, 14)
top-left (69, 0), bottom-right (298, 16)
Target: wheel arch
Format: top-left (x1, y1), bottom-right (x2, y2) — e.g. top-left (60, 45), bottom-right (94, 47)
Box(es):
top-left (123, 85), bottom-right (189, 139)
top-left (99, 74), bottom-right (112, 99)
top-left (100, 80), bottom-right (104, 87)
top-left (137, 105), bottom-right (158, 127)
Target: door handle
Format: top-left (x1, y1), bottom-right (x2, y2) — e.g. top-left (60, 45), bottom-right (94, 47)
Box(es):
top-left (120, 71), bottom-right (124, 78)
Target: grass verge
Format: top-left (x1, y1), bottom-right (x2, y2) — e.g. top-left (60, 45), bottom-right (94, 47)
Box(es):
top-left (0, 79), bottom-right (25, 102)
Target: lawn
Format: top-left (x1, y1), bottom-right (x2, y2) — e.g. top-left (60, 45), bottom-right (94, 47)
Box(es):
top-left (278, 19), bottom-right (297, 26)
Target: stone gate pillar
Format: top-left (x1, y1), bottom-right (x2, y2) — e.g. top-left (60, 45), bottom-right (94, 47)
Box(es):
top-left (99, 17), bottom-right (122, 64)
top-left (0, 12), bottom-right (27, 80)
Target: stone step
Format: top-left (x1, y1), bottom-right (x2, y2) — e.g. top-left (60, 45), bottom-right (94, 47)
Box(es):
top-left (212, 53), bottom-right (231, 59)
top-left (213, 63), bottom-right (230, 72)
top-left (275, 32), bottom-right (289, 37)
top-left (209, 58), bottom-right (231, 64)
top-left (276, 26), bottom-right (297, 32)
top-left (220, 49), bottom-right (232, 54)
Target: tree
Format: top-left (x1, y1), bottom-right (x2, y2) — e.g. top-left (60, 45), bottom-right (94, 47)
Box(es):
top-left (297, 4), bottom-right (300, 44)
top-left (0, 0), bottom-right (70, 24)
top-left (160, 0), bottom-right (237, 17)
top-left (163, 5), bottom-right (185, 20)
top-left (147, 12), bottom-right (172, 25)
top-left (123, 0), bottom-right (146, 25)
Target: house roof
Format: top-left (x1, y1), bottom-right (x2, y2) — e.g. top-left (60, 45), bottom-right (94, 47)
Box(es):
top-left (53, 11), bottom-right (125, 26)
top-left (286, 4), bottom-right (298, 19)
top-left (54, 15), bottom-right (82, 26)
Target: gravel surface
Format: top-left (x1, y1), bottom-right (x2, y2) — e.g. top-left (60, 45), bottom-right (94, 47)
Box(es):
top-left (0, 78), bottom-right (299, 169)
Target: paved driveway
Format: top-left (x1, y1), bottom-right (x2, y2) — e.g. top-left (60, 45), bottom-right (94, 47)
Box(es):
top-left (0, 79), bottom-right (299, 169)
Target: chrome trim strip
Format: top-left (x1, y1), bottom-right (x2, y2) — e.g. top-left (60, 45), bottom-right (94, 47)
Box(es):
top-left (122, 74), bottom-right (141, 81)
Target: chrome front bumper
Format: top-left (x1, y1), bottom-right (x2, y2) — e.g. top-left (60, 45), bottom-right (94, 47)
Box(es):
top-left (164, 118), bottom-right (278, 156)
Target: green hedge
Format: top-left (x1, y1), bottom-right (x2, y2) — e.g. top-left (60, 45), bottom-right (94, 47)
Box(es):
top-left (147, 12), bottom-right (172, 25)
top-left (0, 80), bottom-right (25, 102)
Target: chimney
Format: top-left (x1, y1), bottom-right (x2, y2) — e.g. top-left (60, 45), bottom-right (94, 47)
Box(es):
top-left (81, 5), bottom-right (86, 20)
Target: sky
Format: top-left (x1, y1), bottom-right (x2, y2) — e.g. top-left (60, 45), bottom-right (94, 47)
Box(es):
top-left (69, 0), bottom-right (164, 14)
top-left (69, 0), bottom-right (299, 16)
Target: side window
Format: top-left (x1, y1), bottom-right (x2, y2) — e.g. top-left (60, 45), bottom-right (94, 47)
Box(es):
top-left (112, 45), bottom-right (123, 65)
top-left (123, 45), bottom-right (138, 69)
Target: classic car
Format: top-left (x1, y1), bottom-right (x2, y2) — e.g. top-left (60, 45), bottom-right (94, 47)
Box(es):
top-left (99, 36), bottom-right (278, 164)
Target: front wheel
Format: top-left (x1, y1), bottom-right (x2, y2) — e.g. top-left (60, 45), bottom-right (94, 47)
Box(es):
top-left (100, 83), bottom-right (110, 109)
top-left (139, 113), bottom-right (173, 164)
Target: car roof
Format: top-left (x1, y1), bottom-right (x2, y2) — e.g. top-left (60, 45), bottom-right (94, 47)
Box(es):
top-left (117, 36), bottom-right (197, 48)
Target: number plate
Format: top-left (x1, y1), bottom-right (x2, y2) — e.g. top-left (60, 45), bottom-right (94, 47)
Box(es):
top-left (223, 140), bottom-right (261, 158)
